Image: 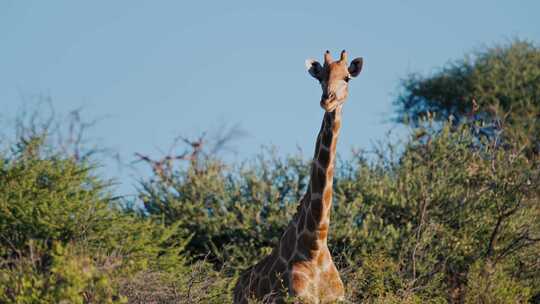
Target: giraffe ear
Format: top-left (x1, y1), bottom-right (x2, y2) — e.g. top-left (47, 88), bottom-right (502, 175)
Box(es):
top-left (348, 57), bottom-right (363, 77)
top-left (305, 58), bottom-right (323, 80)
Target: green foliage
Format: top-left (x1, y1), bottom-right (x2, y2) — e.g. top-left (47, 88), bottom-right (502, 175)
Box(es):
top-left (0, 138), bottom-right (109, 252)
top-left (2, 119), bottom-right (539, 303)
top-left (0, 241), bottom-right (124, 303)
top-left (396, 39), bottom-right (540, 154)
top-left (464, 261), bottom-right (531, 304)
top-left (0, 135), bottom-right (217, 303)
top-left (139, 150), bottom-right (309, 268)
top-left (338, 124), bottom-right (540, 302)
top-left (343, 253), bottom-right (422, 303)
top-left (397, 39), bottom-right (540, 122)
top-left (138, 122), bottom-right (539, 303)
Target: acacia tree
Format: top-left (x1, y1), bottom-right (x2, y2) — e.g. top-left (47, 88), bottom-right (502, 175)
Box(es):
top-left (0, 105), bottom-right (230, 303)
top-left (395, 39), bottom-right (540, 155)
top-left (391, 39), bottom-right (540, 302)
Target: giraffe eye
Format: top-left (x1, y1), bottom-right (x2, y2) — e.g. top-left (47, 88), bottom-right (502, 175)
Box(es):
top-left (344, 76), bottom-right (351, 82)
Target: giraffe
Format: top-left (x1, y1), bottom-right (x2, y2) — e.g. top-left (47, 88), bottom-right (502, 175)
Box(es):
top-left (233, 50), bottom-right (363, 304)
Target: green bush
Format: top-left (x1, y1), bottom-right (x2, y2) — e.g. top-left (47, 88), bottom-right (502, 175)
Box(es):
top-left (0, 136), bottom-right (209, 303)
top-left (138, 122), bottom-right (539, 302)
top-left (0, 241), bottom-right (123, 303)
top-left (464, 261), bottom-right (531, 304)
top-left (139, 151), bottom-right (309, 268)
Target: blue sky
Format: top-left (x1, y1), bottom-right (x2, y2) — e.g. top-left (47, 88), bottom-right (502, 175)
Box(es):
top-left (1, 1), bottom-right (539, 195)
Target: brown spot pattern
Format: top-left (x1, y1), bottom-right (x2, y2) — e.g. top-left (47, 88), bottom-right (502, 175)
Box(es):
top-left (234, 50), bottom-right (359, 302)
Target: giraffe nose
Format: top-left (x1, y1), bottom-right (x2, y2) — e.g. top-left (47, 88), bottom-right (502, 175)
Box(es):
top-left (320, 92), bottom-right (337, 111)
top-left (321, 92), bottom-right (335, 103)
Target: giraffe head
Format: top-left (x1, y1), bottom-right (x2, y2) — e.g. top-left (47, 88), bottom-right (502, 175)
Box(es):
top-left (305, 50), bottom-right (363, 112)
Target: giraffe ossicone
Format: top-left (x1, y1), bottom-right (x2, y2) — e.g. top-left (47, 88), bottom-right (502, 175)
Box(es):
top-left (234, 50), bottom-right (363, 304)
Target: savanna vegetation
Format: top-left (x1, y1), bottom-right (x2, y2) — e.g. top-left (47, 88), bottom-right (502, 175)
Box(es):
top-left (1, 40), bottom-right (539, 303)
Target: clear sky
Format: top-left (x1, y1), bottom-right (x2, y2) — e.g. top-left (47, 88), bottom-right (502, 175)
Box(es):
top-left (1, 1), bottom-right (539, 195)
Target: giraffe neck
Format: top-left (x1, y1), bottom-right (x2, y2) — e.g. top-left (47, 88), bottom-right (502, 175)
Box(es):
top-left (299, 105), bottom-right (343, 243)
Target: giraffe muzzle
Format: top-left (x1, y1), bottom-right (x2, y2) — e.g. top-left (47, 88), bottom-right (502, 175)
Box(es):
top-left (320, 94), bottom-right (341, 112)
